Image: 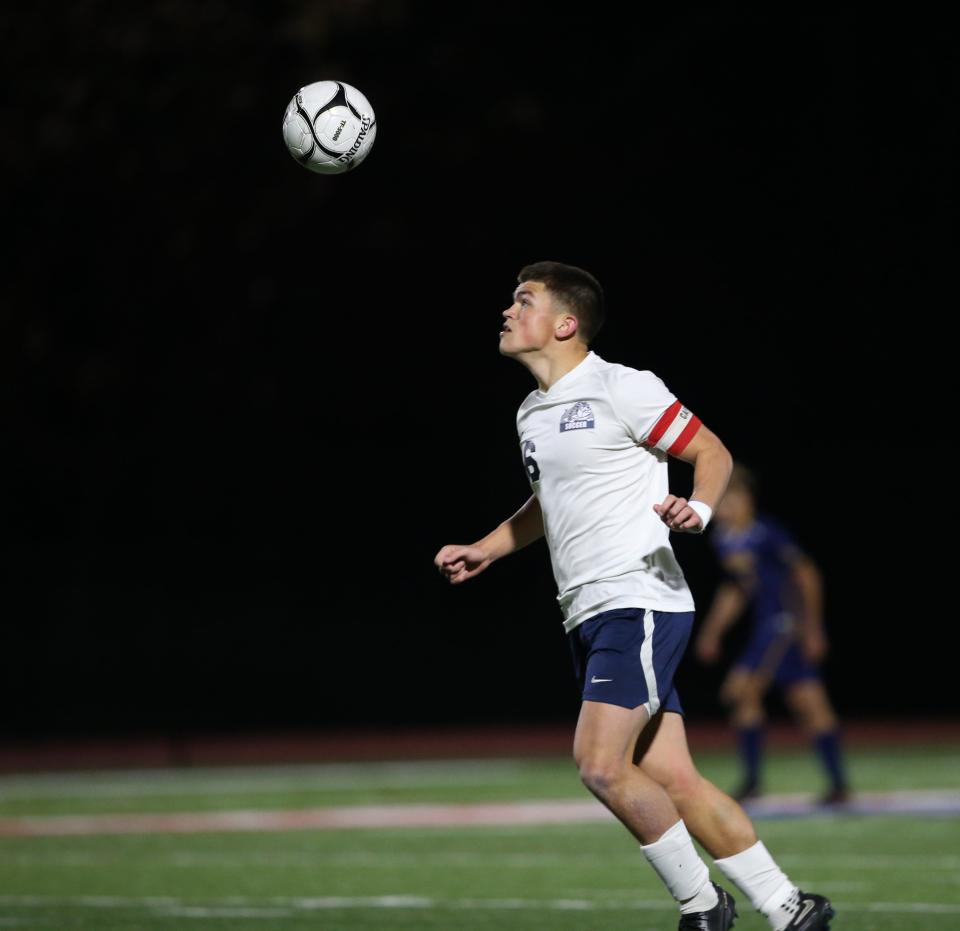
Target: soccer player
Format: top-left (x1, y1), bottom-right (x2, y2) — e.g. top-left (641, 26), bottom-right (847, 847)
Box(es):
top-left (694, 463), bottom-right (850, 805)
top-left (434, 262), bottom-right (835, 931)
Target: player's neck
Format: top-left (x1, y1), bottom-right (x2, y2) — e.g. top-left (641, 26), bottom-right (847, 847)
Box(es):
top-left (523, 346), bottom-right (590, 394)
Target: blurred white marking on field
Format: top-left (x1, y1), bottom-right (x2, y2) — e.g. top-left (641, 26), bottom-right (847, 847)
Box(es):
top-left (0, 799), bottom-right (614, 836)
top-left (1, 791), bottom-right (960, 837)
top-left (156, 905), bottom-right (295, 918)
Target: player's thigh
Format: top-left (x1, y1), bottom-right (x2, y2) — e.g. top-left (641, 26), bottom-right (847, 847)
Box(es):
top-left (635, 710), bottom-right (702, 799)
top-left (574, 699), bottom-right (650, 771)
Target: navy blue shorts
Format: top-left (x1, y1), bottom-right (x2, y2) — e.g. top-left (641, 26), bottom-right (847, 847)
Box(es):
top-left (737, 632), bottom-right (820, 687)
top-left (568, 607), bottom-right (695, 714)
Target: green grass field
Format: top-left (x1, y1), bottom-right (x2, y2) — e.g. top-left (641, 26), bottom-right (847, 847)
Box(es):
top-left (1, 745), bottom-right (959, 929)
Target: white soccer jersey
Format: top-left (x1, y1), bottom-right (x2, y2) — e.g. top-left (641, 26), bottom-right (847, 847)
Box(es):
top-left (516, 350), bottom-right (702, 632)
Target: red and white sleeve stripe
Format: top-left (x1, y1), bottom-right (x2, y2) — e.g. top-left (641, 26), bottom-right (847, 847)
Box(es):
top-left (642, 401), bottom-right (702, 455)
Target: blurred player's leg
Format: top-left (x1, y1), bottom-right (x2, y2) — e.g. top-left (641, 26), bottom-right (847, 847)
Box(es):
top-left (721, 667), bottom-right (769, 799)
top-left (785, 680), bottom-right (850, 804)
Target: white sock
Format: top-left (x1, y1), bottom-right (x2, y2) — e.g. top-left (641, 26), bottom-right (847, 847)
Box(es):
top-left (641, 820), bottom-right (718, 914)
top-left (714, 840), bottom-right (797, 930)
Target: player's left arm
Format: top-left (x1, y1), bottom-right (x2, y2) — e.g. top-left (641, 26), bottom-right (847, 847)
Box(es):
top-left (788, 552), bottom-right (829, 663)
top-left (608, 369), bottom-right (731, 534)
top-left (653, 421), bottom-right (734, 534)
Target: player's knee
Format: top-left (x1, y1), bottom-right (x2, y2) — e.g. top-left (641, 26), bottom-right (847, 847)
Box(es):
top-left (657, 764), bottom-right (703, 806)
top-left (577, 755), bottom-right (627, 798)
top-left (787, 683), bottom-right (836, 732)
top-left (799, 707), bottom-right (836, 733)
top-left (732, 704), bottom-right (765, 728)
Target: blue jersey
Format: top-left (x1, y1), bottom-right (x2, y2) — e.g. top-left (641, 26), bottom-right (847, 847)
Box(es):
top-left (709, 514), bottom-right (806, 627)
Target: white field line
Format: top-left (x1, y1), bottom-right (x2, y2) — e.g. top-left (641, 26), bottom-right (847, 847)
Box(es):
top-left (0, 894), bottom-right (959, 916)
top-left (1, 791), bottom-right (959, 838)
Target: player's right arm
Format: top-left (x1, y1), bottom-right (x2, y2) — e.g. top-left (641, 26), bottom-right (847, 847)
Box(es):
top-left (434, 494), bottom-right (544, 585)
top-left (694, 578), bottom-right (752, 664)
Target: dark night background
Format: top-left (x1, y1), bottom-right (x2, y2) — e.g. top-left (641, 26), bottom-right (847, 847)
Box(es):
top-left (2, 5), bottom-right (953, 739)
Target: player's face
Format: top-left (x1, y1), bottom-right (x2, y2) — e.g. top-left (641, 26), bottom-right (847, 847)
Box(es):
top-left (499, 281), bottom-right (561, 356)
top-left (716, 486), bottom-right (754, 526)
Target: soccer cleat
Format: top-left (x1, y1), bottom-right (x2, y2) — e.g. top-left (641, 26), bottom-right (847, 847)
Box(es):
top-left (678, 881), bottom-right (738, 930)
top-left (818, 786), bottom-right (851, 806)
top-left (780, 889), bottom-right (836, 930)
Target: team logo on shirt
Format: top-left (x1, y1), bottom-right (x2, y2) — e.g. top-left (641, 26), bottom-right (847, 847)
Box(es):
top-left (560, 401), bottom-right (595, 432)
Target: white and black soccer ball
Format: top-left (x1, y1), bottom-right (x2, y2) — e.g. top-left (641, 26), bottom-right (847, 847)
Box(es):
top-left (282, 80), bottom-right (377, 175)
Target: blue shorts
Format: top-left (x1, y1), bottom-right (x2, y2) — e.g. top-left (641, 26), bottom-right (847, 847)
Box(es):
top-left (736, 632), bottom-right (820, 687)
top-left (736, 613), bottom-right (820, 687)
top-left (568, 607), bottom-right (694, 715)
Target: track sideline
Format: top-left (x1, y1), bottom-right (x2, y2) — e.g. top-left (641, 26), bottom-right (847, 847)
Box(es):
top-left (2, 720), bottom-right (959, 773)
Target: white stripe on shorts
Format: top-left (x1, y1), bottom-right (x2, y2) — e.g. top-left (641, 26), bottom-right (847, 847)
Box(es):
top-left (640, 608), bottom-right (660, 717)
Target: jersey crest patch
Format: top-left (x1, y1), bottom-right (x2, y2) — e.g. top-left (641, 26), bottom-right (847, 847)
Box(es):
top-left (560, 401), bottom-right (595, 432)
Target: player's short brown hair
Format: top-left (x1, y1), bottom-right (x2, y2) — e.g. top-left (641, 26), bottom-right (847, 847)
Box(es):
top-left (518, 260), bottom-right (605, 346)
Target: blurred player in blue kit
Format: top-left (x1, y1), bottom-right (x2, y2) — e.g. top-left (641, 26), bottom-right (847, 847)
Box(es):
top-left (435, 262), bottom-right (835, 930)
top-left (694, 464), bottom-right (850, 805)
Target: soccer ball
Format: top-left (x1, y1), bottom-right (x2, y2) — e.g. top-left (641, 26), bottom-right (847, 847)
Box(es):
top-left (282, 80), bottom-right (377, 174)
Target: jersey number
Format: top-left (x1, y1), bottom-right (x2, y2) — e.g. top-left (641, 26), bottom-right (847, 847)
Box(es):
top-left (522, 439), bottom-right (541, 483)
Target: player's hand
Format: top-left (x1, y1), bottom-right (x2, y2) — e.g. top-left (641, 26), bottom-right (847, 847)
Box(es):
top-left (801, 627), bottom-right (829, 664)
top-left (653, 495), bottom-right (704, 533)
top-left (434, 544), bottom-right (492, 585)
top-left (695, 634), bottom-right (722, 664)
